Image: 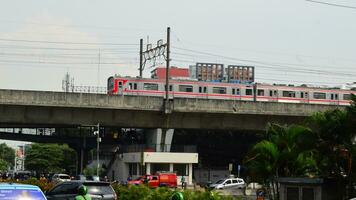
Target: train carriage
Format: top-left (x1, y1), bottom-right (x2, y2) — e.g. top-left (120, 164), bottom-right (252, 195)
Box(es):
top-left (107, 75), bottom-right (355, 106)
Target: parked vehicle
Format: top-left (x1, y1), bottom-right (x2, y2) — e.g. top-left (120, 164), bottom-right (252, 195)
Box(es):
top-left (51, 173), bottom-right (71, 184)
top-left (128, 172), bottom-right (177, 188)
top-left (46, 180), bottom-right (117, 200)
top-left (74, 174), bottom-right (100, 181)
top-left (0, 183), bottom-right (47, 199)
top-left (209, 177), bottom-right (246, 190)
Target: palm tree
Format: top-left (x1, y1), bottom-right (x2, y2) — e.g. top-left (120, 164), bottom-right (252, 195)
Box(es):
top-left (244, 123), bottom-right (319, 199)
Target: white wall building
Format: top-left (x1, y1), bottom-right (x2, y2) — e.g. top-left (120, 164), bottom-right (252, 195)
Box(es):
top-left (107, 151), bottom-right (198, 185)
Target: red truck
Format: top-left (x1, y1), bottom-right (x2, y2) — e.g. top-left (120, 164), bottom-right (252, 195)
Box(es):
top-left (128, 172), bottom-right (177, 188)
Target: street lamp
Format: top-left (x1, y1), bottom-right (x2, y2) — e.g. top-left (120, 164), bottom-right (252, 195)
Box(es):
top-left (93, 124), bottom-right (101, 177)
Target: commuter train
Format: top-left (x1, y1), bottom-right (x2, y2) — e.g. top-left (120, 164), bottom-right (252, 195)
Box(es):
top-left (107, 75), bottom-right (355, 106)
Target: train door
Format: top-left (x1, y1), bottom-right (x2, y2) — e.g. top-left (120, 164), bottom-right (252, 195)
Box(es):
top-left (269, 89), bottom-right (278, 102)
top-left (199, 86), bottom-right (208, 99)
top-left (232, 88), bottom-right (241, 100)
top-left (118, 81), bottom-right (123, 95)
top-left (300, 91), bottom-right (309, 103)
top-left (330, 93), bottom-right (339, 105)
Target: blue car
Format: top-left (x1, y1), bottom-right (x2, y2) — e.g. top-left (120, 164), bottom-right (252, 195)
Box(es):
top-left (0, 183), bottom-right (47, 200)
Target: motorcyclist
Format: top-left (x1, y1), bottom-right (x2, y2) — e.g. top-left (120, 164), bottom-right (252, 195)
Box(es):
top-left (75, 185), bottom-right (91, 200)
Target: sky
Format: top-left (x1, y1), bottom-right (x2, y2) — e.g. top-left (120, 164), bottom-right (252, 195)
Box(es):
top-left (0, 0), bottom-right (356, 91)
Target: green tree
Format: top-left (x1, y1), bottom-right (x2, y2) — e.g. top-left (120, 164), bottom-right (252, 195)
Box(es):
top-left (25, 143), bottom-right (74, 173)
top-left (0, 143), bottom-right (15, 170)
top-left (244, 124), bottom-right (318, 199)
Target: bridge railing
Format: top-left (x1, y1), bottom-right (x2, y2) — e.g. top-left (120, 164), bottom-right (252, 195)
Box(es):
top-left (121, 144), bottom-right (197, 153)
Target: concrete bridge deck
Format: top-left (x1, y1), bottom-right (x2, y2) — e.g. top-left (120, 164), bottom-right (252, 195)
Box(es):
top-left (0, 89), bottom-right (345, 131)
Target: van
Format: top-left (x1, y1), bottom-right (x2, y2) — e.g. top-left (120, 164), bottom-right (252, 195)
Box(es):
top-left (209, 177), bottom-right (245, 190)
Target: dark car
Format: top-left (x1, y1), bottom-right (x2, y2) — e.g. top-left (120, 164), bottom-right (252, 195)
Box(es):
top-left (46, 180), bottom-right (117, 200)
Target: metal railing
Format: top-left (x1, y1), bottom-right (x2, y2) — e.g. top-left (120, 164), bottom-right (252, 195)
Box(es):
top-left (121, 144), bottom-right (197, 153)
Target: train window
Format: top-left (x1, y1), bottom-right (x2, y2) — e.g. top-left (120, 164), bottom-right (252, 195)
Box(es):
top-left (313, 92), bottom-right (326, 99)
top-left (343, 94), bottom-right (351, 100)
top-left (143, 83), bottom-right (158, 90)
top-left (134, 83), bottom-right (137, 90)
top-left (232, 89), bottom-right (235, 95)
top-left (179, 85), bottom-right (193, 92)
top-left (246, 89), bottom-right (253, 96)
top-left (301, 92), bottom-right (304, 98)
top-left (270, 91), bottom-right (273, 97)
top-left (199, 87), bottom-right (202, 93)
top-left (257, 89), bottom-right (264, 96)
top-left (331, 94), bottom-right (334, 100)
top-left (335, 94), bottom-right (338, 100)
top-left (203, 87), bottom-right (207, 93)
top-left (282, 91), bottom-right (296, 98)
top-left (129, 83), bottom-right (133, 90)
top-left (213, 87), bottom-right (226, 94)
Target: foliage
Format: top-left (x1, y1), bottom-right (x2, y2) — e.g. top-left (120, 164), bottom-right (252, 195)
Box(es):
top-left (244, 95), bottom-right (356, 199)
top-left (83, 166), bottom-right (105, 176)
top-left (244, 124), bottom-right (318, 181)
top-left (0, 143), bottom-right (15, 170)
top-left (25, 143), bottom-right (76, 174)
top-left (112, 184), bottom-right (236, 200)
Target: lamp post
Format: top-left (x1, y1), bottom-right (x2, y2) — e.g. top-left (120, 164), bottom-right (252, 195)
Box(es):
top-left (94, 124), bottom-right (101, 177)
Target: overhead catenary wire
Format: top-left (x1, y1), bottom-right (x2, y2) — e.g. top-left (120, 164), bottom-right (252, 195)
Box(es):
top-left (0, 38), bottom-right (138, 46)
top-left (171, 47), bottom-right (356, 77)
top-left (305, 0), bottom-right (356, 10)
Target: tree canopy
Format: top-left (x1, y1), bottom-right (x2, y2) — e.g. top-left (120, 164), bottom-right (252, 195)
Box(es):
top-left (25, 143), bottom-right (76, 174)
top-left (0, 143), bottom-right (15, 171)
top-left (244, 94), bottom-right (356, 199)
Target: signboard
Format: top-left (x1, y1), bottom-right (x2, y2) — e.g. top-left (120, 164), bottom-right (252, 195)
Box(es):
top-left (228, 163), bottom-right (233, 172)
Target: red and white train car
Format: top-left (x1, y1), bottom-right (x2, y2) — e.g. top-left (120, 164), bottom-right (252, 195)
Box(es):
top-left (107, 76), bottom-right (355, 106)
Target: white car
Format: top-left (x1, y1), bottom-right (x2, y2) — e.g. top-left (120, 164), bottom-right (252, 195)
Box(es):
top-left (210, 178), bottom-right (245, 190)
top-left (51, 174), bottom-right (71, 184)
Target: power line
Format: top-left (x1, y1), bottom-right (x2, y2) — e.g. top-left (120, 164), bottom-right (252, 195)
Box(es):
top-left (0, 59), bottom-right (130, 65)
top-left (171, 47), bottom-right (356, 77)
top-left (0, 44), bottom-right (137, 51)
top-left (0, 38), bottom-right (138, 46)
top-left (0, 19), bottom-right (161, 32)
top-left (305, 0), bottom-right (356, 10)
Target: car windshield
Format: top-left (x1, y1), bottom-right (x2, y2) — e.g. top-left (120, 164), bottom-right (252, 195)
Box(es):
top-left (59, 175), bottom-right (70, 179)
top-left (215, 180), bottom-right (225, 184)
top-left (0, 188), bottom-right (46, 200)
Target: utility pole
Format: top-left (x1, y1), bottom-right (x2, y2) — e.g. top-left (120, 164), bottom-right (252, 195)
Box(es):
top-left (165, 27), bottom-right (171, 113)
top-left (140, 27), bottom-right (171, 113)
top-left (94, 123), bottom-right (101, 177)
top-left (139, 39), bottom-right (143, 78)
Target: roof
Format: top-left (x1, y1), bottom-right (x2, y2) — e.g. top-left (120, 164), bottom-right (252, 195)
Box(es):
top-left (0, 183), bottom-right (41, 190)
top-left (276, 177), bottom-right (324, 185)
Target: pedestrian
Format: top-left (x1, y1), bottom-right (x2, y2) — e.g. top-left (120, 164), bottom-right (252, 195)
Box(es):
top-left (181, 176), bottom-right (185, 189)
top-left (75, 185), bottom-right (91, 200)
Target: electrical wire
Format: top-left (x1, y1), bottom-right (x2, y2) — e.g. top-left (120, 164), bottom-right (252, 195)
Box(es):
top-left (305, 0), bottom-right (356, 9)
top-left (0, 38), bottom-right (138, 46)
top-left (171, 47), bottom-right (356, 77)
